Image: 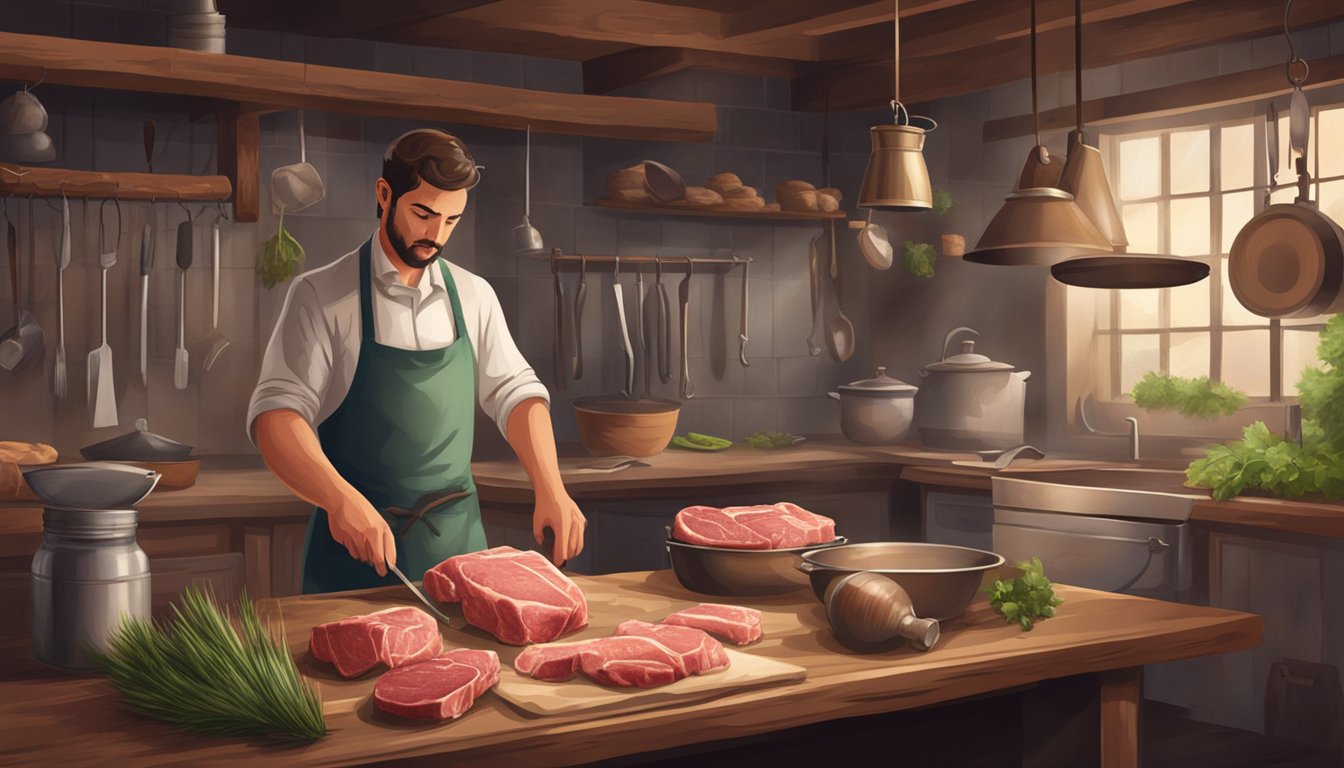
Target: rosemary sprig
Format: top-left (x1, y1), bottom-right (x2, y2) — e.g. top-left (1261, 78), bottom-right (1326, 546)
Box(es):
top-left (91, 585), bottom-right (326, 742)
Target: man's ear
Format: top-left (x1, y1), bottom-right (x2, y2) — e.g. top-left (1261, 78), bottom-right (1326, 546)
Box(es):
top-left (375, 178), bottom-right (392, 217)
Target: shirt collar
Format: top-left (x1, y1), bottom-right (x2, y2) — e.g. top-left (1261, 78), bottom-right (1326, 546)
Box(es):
top-left (370, 230), bottom-right (445, 300)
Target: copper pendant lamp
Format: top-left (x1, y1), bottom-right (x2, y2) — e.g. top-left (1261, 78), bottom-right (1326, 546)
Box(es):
top-left (965, 0), bottom-right (1111, 266)
top-left (857, 0), bottom-right (935, 212)
top-left (1049, 0), bottom-right (1210, 289)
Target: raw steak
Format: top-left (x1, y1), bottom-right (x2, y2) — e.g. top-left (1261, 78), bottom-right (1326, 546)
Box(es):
top-left (673, 503), bottom-right (836, 549)
top-left (672, 505), bottom-right (772, 549)
top-left (662, 604), bottom-right (764, 645)
top-left (513, 640), bottom-right (589, 682)
top-left (577, 636), bottom-right (690, 688)
top-left (613, 620), bottom-right (729, 674)
top-left (373, 648), bottom-right (501, 720)
top-left (423, 546), bottom-right (588, 645)
top-left (308, 606), bottom-right (441, 678)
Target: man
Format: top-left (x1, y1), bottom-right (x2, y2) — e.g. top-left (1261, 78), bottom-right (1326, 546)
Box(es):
top-left (248, 128), bottom-right (585, 594)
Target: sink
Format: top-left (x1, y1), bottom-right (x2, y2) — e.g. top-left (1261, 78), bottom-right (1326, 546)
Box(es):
top-left (992, 467), bottom-right (1207, 522)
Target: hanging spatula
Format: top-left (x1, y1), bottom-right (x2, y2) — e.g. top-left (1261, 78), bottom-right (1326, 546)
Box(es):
top-left (173, 215), bottom-right (192, 390)
top-left (53, 194), bottom-right (70, 398)
top-left (88, 199), bottom-right (120, 428)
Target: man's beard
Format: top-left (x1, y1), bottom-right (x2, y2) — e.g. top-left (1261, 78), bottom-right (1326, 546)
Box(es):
top-left (385, 204), bottom-right (446, 269)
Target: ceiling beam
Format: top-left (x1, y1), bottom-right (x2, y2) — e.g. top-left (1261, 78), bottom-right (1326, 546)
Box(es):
top-left (720, 0), bottom-right (974, 40)
top-left (215, 0), bottom-right (495, 38)
top-left (982, 51), bottom-right (1344, 142)
top-left (794, 0), bottom-right (1344, 111)
top-left (583, 47), bottom-right (800, 95)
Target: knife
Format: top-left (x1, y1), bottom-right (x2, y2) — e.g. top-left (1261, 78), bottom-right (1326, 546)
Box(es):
top-left (678, 256), bottom-right (694, 399)
top-left (140, 221), bottom-right (153, 386)
top-left (572, 254), bottom-right (586, 380)
top-left (387, 562), bottom-right (453, 628)
top-left (1267, 102), bottom-right (1279, 207)
top-left (613, 256), bottom-right (635, 398)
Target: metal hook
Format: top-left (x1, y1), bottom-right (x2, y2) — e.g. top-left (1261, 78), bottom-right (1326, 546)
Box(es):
top-left (613, 253), bottom-right (620, 278)
top-left (684, 255), bottom-right (694, 275)
top-left (176, 191), bottom-right (193, 222)
top-left (1284, 0), bottom-right (1310, 86)
top-left (25, 68), bottom-right (46, 92)
top-left (216, 200), bottom-right (229, 223)
top-left (654, 255), bottom-right (662, 281)
top-left (578, 252), bottom-right (587, 281)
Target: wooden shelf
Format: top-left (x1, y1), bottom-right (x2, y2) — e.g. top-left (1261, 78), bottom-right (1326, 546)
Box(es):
top-left (0, 164), bottom-right (231, 202)
top-left (590, 198), bottom-right (847, 223)
top-left (0, 31), bottom-right (718, 143)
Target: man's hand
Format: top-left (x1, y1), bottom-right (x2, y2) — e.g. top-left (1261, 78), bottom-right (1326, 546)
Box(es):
top-left (532, 493), bottom-right (587, 566)
top-left (327, 489), bottom-right (398, 576)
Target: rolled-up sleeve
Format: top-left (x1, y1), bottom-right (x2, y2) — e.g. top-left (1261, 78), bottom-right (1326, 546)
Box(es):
top-left (471, 277), bottom-right (549, 435)
top-left (245, 276), bottom-right (334, 445)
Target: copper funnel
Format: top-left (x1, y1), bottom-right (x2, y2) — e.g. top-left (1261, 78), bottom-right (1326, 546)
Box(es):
top-left (965, 186), bottom-right (1112, 267)
top-left (858, 123), bottom-right (933, 212)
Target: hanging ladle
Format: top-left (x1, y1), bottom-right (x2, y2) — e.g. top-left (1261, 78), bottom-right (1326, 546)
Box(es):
top-left (825, 220), bottom-right (856, 363)
top-left (509, 124), bottom-right (544, 256)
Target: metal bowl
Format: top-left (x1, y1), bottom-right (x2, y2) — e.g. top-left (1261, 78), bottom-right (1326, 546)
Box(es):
top-left (22, 462), bottom-right (161, 509)
top-left (798, 542), bottom-right (1005, 621)
top-left (666, 526), bottom-right (848, 596)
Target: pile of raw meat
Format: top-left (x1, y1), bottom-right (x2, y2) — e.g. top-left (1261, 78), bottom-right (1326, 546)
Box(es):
top-left (514, 604), bottom-right (764, 688)
top-left (673, 502), bottom-right (836, 549)
top-left (309, 607), bottom-right (500, 721)
top-left (424, 546), bottom-right (589, 645)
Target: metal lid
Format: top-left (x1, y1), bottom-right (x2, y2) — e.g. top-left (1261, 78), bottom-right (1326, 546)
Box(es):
top-left (837, 366), bottom-right (918, 396)
top-left (79, 417), bottom-right (194, 462)
top-left (923, 327), bottom-right (1016, 373)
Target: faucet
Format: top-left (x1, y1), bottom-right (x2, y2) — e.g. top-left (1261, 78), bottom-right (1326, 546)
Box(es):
top-left (1077, 396), bottom-right (1141, 461)
top-left (1124, 417), bottom-right (1140, 461)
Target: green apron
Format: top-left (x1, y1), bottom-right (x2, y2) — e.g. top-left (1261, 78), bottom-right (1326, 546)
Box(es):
top-left (301, 238), bottom-right (487, 594)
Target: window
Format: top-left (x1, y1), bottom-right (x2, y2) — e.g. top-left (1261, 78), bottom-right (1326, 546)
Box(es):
top-left (1077, 104), bottom-right (1344, 403)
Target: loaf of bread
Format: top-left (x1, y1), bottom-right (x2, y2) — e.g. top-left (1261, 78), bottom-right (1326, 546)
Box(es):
top-left (706, 172), bottom-right (743, 195)
top-left (609, 188), bottom-right (653, 204)
top-left (0, 441), bottom-right (56, 465)
top-left (606, 165), bottom-right (647, 195)
top-left (722, 185), bottom-right (759, 200)
top-left (776, 180), bottom-right (815, 200)
top-left (780, 189), bottom-right (820, 211)
top-left (670, 186), bottom-right (724, 207)
top-left (815, 190), bottom-right (840, 212)
top-left (0, 461), bottom-right (37, 501)
top-left (722, 195), bottom-right (766, 211)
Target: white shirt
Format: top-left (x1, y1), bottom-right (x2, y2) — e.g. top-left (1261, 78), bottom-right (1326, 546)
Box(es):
top-left (246, 232), bottom-right (548, 444)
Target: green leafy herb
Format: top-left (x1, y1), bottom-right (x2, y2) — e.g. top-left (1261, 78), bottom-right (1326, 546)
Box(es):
top-left (745, 430), bottom-right (798, 449)
top-left (987, 557), bottom-right (1063, 631)
top-left (932, 190), bottom-right (954, 215)
top-left (257, 209), bottom-right (306, 288)
top-left (670, 432), bottom-right (732, 451)
top-left (900, 241), bottom-right (936, 279)
top-left (1185, 315), bottom-right (1344, 502)
top-left (1131, 371), bottom-right (1248, 419)
top-left (91, 585), bottom-right (326, 742)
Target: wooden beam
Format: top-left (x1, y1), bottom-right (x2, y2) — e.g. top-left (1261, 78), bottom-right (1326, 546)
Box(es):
top-left (723, 0), bottom-right (971, 40)
top-left (982, 52), bottom-right (1344, 142)
top-left (0, 163), bottom-right (232, 202)
top-left (365, 17), bottom-right (633, 61)
top-left (216, 0), bottom-right (495, 38)
top-left (216, 103), bottom-right (260, 223)
top-left (794, 0), bottom-right (1344, 111)
top-left (0, 32), bottom-right (718, 142)
top-left (583, 46), bottom-right (801, 95)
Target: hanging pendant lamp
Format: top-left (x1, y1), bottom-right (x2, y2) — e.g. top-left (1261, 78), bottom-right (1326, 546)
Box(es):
top-left (965, 0), bottom-right (1112, 266)
top-left (1049, 0), bottom-right (1209, 289)
top-left (858, 0), bottom-right (935, 211)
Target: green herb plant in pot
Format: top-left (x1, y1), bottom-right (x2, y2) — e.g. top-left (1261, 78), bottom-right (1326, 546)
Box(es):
top-left (932, 190), bottom-right (965, 258)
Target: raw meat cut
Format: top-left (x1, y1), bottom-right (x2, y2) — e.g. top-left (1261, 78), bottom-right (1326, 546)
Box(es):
top-left (513, 640), bottom-right (588, 682)
top-left (308, 606), bottom-right (442, 678)
top-left (577, 636), bottom-right (689, 688)
top-left (613, 620), bottom-right (729, 674)
top-left (423, 546), bottom-right (588, 645)
top-left (373, 648), bottom-right (501, 720)
top-left (672, 503), bottom-right (836, 549)
top-left (672, 505), bottom-right (771, 549)
top-left (662, 604), bottom-right (764, 645)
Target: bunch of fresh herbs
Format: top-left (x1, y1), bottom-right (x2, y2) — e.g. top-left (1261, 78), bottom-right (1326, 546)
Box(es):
top-left (745, 430), bottom-right (798, 449)
top-left (1131, 371), bottom-right (1248, 419)
top-left (91, 585), bottom-right (326, 742)
top-left (986, 557), bottom-right (1063, 631)
top-left (1186, 314), bottom-right (1344, 502)
top-left (257, 209), bottom-right (306, 288)
top-left (900, 241), bottom-right (936, 279)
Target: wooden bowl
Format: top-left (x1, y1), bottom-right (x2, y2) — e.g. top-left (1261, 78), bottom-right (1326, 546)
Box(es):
top-left (130, 459), bottom-right (200, 490)
top-left (572, 396), bottom-right (680, 458)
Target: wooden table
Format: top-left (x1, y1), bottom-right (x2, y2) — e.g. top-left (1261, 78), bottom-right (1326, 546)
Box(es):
top-left (0, 569), bottom-right (1260, 767)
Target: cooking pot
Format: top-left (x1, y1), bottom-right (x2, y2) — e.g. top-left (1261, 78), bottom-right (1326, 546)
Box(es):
top-left (827, 366), bottom-right (917, 444)
top-left (917, 326), bottom-right (1030, 451)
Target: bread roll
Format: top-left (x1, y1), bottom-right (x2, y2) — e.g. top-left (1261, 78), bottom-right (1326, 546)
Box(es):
top-left (609, 188), bottom-right (653, 204)
top-left (763, 203), bottom-right (781, 211)
top-left (780, 189), bottom-right (820, 211)
top-left (722, 185), bottom-right (759, 200)
top-left (817, 187), bottom-right (843, 203)
top-left (0, 441), bottom-right (56, 465)
top-left (722, 195), bottom-right (766, 212)
top-left (815, 190), bottom-right (840, 212)
top-left (606, 165), bottom-right (647, 194)
top-left (706, 172), bottom-right (743, 195)
top-left (0, 461), bottom-right (37, 501)
top-left (776, 180), bottom-right (815, 201)
top-left (676, 186), bottom-right (723, 207)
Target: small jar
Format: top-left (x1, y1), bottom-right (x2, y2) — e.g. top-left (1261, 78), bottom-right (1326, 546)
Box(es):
top-left (31, 507), bottom-right (151, 670)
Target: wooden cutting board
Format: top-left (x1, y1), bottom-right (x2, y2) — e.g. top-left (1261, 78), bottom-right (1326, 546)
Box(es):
top-left (493, 647), bottom-right (807, 717)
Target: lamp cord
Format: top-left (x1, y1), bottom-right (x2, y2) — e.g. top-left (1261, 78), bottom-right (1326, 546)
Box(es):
top-left (1284, 0), bottom-right (1308, 86)
top-left (893, 0), bottom-right (900, 105)
top-left (1031, 0), bottom-right (1040, 147)
top-left (1075, 0), bottom-right (1083, 135)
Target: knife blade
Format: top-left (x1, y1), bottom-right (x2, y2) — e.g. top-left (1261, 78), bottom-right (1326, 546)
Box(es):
top-left (140, 222), bottom-right (153, 386)
top-left (387, 563), bottom-right (453, 628)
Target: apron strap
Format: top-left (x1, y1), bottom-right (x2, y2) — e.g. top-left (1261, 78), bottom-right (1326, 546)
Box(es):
top-left (437, 258), bottom-right (469, 345)
top-left (358, 238), bottom-right (376, 341)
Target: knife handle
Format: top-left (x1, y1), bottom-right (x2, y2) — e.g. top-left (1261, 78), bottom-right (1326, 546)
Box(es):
top-left (553, 274), bottom-right (566, 392)
top-left (140, 223), bottom-right (154, 275)
top-left (572, 281), bottom-right (586, 381)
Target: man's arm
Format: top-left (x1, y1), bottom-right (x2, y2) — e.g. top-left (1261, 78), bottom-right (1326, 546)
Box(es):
top-left (505, 397), bottom-right (586, 565)
top-left (255, 409), bottom-right (397, 576)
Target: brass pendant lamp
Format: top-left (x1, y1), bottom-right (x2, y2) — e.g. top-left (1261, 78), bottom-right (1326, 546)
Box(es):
top-left (1049, 0), bottom-right (1210, 288)
top-left (858, 0), bottom-right (935, 211)
top-left (965, 0), bottom-right (1112, 266)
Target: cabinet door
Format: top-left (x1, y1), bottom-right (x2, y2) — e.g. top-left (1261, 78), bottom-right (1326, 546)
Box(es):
top-left (150, 553), bottom-right (246, 617)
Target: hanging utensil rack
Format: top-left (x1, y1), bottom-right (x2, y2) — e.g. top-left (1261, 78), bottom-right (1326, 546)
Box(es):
top-left (0, 164), bottom-right (232, 202)
top-left (544, 248), bottom-right (750, 271)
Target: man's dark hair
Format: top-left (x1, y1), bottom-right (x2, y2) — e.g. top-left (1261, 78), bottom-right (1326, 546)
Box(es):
top-left (378, 129), bottom-right (481, 217)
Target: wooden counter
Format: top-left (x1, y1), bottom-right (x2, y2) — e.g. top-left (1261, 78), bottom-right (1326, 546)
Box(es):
top-left (0, 569), bottom-right (1260, 768)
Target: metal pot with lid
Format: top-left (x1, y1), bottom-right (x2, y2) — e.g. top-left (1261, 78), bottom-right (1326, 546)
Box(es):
top-left (828, 366), bottom-right (918, 445)
top-left (917, 326), bottom-right (1031, 451)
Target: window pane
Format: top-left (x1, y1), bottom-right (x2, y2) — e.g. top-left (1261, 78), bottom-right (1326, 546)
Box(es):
top-left (1121, 334), bottom-right (1161, 394)
top-left (1120, 136), bottom-right (1161, 200)
top-left (1170, 197), bottom-right (1210, 256)
top-left (1169, 280), bottom-right (1210, 327)
top-left (1222, 329), bottom-right (1271, 397)
top-left (1319, 180), bottom-right (1344, 228)
top-left (1170, 332), bottom-right (1210, 379)
top-left (1222, 258), bottom-right (1264, 325)
top-left (1221, 191), bottom-right (1254, 254)
top-left (1123, 202), bottom-right (1160, 254)
top-left (1171, 129), bottom-right (1210, 194)
top-left (1320, 108), bottom-right (1344, 178)
top-left (1276, 118), bottom-right (1293, 184)
top-left (1270, 185), bottom-right (1297, 205)
top-left (1220, 123), bottom-right (1254, 190)
top-left (1120, 289), bottom-right (1160, 328)
top-left (1284, 328), bottom-right (1323, 396)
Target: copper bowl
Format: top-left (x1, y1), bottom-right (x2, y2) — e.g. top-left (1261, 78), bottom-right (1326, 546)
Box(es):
top-left (572, 396), bottom-right (680, 458)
